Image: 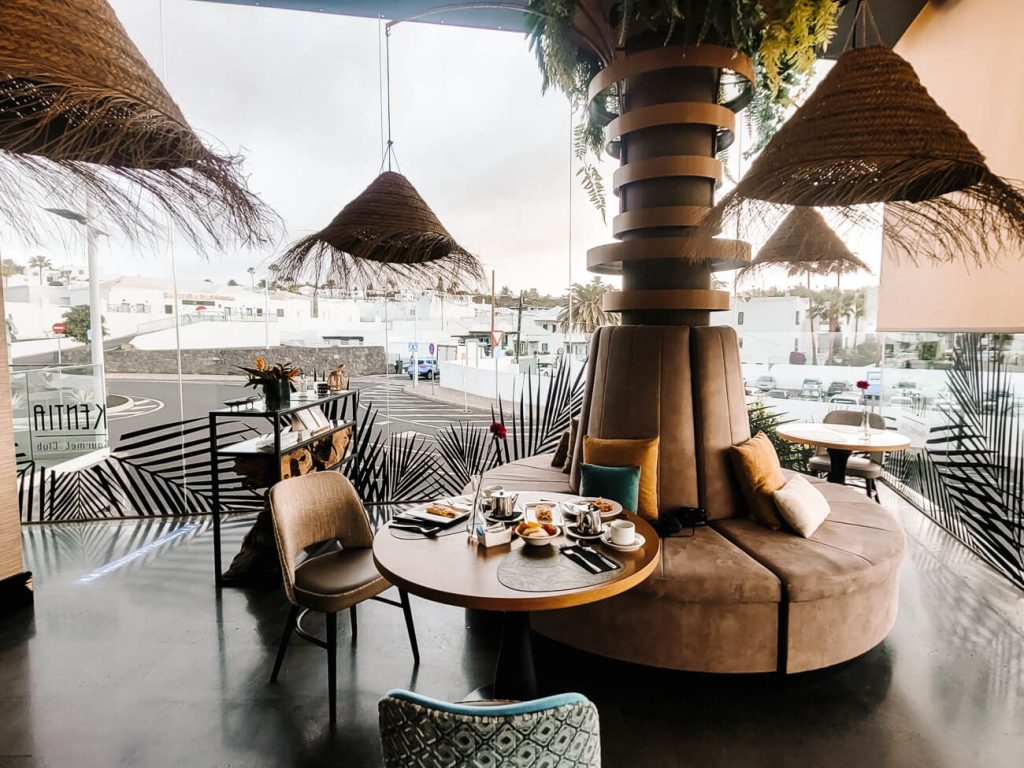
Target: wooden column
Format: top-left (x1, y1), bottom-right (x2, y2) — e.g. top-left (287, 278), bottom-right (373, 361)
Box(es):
top-left (586, 42), bottom-right (752, 325)
top-left (0, 287), bottom-right (32, 615)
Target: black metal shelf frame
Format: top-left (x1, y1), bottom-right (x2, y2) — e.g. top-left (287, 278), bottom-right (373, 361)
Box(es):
top-left (209, 389), bottom-right (360, 586)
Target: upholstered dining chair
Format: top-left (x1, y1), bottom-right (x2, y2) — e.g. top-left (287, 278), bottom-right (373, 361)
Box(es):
top-left (378, 689), bottom-right (601, 768)
top-left (268, 471), bottom-right (419, 724)
top-left (807, 409), bottom-right (886, 501)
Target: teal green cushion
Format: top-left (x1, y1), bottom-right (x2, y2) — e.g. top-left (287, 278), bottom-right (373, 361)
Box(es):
top-left (580, 463), bottom-right (640, 513)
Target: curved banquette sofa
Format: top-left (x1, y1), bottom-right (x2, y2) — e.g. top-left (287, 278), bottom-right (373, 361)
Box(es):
top-left (478, 326), bottom-right (905, 674)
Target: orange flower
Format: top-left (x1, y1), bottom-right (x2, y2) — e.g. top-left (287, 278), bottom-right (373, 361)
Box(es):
top-left (254, 357), bottom-right (265, 371)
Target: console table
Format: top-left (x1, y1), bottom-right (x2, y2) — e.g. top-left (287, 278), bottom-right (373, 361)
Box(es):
top-left (208, 389), bottom-right (359, 586)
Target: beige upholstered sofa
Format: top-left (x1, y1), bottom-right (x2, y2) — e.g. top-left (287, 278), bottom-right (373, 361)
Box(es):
top-left (479, 326), bottom-right (905, 674)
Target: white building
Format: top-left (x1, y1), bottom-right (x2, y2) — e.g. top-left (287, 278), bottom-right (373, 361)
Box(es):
top-left (714, 296), bottom-right (814, 365)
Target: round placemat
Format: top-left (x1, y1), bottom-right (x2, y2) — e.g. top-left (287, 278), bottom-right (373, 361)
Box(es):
top-left (496, 545), bottom-right (622, 593)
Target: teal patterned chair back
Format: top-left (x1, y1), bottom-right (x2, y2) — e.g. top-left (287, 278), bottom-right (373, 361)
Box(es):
top-left (379, 690), bottom-right (601, 768)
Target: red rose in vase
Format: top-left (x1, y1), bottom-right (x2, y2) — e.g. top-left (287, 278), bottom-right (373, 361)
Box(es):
top-left (489, 421), bottom-right (507, 440)
top-left (856, 380), bottom-right (869, 391)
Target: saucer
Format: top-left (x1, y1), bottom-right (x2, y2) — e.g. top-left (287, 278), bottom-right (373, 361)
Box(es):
top-left (600, 531), bottom-right (645, 552)
top-left (565, 523), bottom-right (607, 541)
top-left (485, 511), bottom-right (523, 525)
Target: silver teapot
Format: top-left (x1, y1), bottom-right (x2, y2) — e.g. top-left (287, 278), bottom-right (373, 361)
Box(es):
top-left (490, 491), bottom-right (519, 519)
top-left (576, 503), bottom-right (603, 535)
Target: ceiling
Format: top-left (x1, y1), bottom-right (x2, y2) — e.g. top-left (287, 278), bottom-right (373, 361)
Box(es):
top-left (196, 1), bottom-right (930, 51)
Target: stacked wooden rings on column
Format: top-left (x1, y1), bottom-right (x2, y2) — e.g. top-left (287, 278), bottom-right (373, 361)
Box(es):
top-left (586, 45), bottom-right (754, 314)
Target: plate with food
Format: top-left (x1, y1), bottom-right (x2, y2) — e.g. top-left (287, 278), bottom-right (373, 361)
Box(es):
top-left (514, 520), bottom-right (561, 547)
top-left (524, 501), bottom-right (563, 526)
top-left (407, 497), bottom-right (472, 525)
top-left (562, 497), bottom-right (623, 521)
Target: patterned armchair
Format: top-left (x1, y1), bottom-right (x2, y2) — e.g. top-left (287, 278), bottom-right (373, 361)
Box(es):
top-left (379, 689), bottom-right (601, 768)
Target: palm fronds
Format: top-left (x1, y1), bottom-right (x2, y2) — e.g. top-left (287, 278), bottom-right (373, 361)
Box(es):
top-left (884, 334), bottom-right (1023, 589)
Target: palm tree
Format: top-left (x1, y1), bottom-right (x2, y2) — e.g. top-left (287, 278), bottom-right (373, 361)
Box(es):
top-left (1, 258), bottom-right (24, 286)
top-left (59, 269), bottom-right (72, 287)
top-left (807, 293), bottom-right (829, 365)
top-left (557, 277), bottom-right (619, 334)
top-left (849, 288), bottom-right (866, 350)
top-left (28, 255), bottom-right (52, 285)
top-left (819, 288), bottom-right (854, 364)
top-left (246, 265), bottom-right (256, 290)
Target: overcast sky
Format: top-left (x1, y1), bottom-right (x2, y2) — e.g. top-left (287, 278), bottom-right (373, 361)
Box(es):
top-left (2, 0), bottom-right (880, 295)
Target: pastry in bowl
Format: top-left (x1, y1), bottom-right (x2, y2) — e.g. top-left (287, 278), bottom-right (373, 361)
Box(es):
top-left (515, 520), bottom-right (560, 547)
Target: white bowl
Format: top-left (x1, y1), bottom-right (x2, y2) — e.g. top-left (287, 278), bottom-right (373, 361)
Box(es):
top-left (517, 524), bottom-right (561, 547)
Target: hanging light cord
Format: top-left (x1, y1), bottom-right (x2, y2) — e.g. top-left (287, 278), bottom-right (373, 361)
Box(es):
top-left (379, 26), bottom-right (401, 174)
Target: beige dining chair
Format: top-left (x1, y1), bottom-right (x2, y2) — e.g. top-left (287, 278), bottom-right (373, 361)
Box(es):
top-left (807, 409), bottom-right (886, 501)
top-left (268, 471), bottom-right (419, 725)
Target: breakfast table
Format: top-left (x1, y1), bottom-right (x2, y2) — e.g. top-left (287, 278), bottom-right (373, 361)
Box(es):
top-left (776, 422), bottom-right (912, 484)
top-left (372, 491), bottom-right (660, 700)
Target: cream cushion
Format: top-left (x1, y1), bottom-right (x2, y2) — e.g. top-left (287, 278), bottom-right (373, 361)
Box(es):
top-left (772, 475), bottom-right (830, 538)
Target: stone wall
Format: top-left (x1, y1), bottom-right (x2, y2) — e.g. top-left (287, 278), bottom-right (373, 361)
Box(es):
top-left (63, 345), bottom-right (387, 377)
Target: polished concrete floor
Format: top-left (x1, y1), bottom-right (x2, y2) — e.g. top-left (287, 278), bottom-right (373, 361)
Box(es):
top-left (2, 496), bottom-right (1023, 768)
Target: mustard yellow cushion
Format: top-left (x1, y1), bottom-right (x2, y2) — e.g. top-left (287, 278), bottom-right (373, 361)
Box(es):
top-left (583, 436), bottom-right (659, 520)
top-left (729, 432), bottom-right (787, 530)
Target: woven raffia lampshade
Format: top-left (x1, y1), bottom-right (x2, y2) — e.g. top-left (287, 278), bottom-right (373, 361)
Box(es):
top-left (0, 0), bottom-right (273, 246)
top-left (741, 207), bottom-right (870, 282)
top-left (277, 171), bottom-right (483, 289)
top-left (708, 45), bottom-right (1024, 265)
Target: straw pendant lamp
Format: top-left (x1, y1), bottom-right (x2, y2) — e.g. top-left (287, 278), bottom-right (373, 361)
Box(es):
top-left (738, 207), bottom-right (870, 289)
top-left (0, 0), bottom-right (274, 247)
top-left (275, 24), bottom-right (483, 291)
top-left (276, 170), bottom-right (483, 290)
top-left (705, 1), bottom-right (1024, 266)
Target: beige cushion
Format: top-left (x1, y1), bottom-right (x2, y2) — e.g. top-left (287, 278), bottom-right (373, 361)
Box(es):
top-left (773, 475), bottom-right (830, 537)
top-left (711, 503), bottom-right (906, 603)
top-left (467, 453), bottom-right (573, 495)
top-left (729, 432), bottom-right (787, 530)
top-left (551, 430), bottom-right (571, 467)
top-left (636, 526), bottom-right (781, 604)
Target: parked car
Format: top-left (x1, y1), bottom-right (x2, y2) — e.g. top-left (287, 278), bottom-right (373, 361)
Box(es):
top-left (767, 389), bottom-right (789, 400)
top-left (827, 381), bottom-right (852, 398)
top-left (889, 395), bottom-right (915, 409)
top-left (799, 384), bottom-right (822, 401)
top-left (829, 395), bottom-right (859, 406)
top-left (406, 358), bottom-right (439, 380)
top-left (755, 375), bottom-right (776, 392)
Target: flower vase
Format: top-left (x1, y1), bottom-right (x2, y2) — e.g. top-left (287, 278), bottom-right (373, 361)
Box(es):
top-left (862, 400), bottom-right (871, 439)
top-left (467, 473), bottom-right (484, 542)
top-left (263, 379), bottom-right (291, 411)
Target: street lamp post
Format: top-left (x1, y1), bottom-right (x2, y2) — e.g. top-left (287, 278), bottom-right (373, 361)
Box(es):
top-left (44, 207), bottom-right (106, 405)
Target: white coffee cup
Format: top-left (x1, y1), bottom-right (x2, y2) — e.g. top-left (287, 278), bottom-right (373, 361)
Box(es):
top-left (609, 519), bottom-right (636, 546)
top-left (483, 485), bottom-right (503, 498)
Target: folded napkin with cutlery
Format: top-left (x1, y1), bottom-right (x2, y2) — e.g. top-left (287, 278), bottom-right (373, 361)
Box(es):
top-left (559, 544), bottom-right (620, 574)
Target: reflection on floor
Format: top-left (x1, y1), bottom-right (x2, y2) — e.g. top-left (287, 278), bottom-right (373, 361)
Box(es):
top-left (2, 491), bottom-right (1022, 768)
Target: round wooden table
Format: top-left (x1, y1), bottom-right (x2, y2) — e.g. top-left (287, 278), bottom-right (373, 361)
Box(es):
top-left (776, 422), bottom-right (911, 484)
top-left (372, 491), bottom-right (660, 700)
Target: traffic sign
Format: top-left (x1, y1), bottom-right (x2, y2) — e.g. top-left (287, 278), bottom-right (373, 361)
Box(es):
top-left (51, 322), bottom-right (65, 335)
top-left (428, 342), bottom-right (435, 356)
top-left (490, 330), bottom-right (503, 347)
top-left (407, 341), bottom-right (419, 353)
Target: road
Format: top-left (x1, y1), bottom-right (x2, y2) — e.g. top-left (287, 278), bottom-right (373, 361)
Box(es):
top-left (105, 374), bottom-right (491, 447)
